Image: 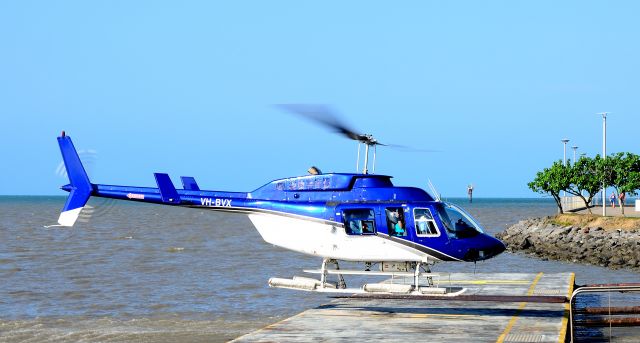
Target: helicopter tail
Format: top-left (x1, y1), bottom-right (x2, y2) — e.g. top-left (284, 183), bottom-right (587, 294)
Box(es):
top-left (56, 131), bottom-right (93, 227)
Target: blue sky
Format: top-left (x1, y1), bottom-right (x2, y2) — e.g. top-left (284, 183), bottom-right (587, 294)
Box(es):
top-left (1, 1), bottom-right (638, 196)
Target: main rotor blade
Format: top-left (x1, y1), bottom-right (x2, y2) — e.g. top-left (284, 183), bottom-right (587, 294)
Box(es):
top-left (276, 104), bottom-right (366, 141)
top-left (276, 104), bottom-right (439, 152)
top-left (383, 144), bottom-right (441, 153)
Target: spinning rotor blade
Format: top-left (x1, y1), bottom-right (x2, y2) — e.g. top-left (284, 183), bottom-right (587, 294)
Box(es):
top-left (277, 104), bottom-right (439, 152)
top-left (276, 104), bottom-right (368, 142)
top-left (383, 144), bottom-right (441, 153)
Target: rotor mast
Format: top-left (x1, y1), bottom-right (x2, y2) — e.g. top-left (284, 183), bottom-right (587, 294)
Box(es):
top-left (363, 142), bottom-right (370, 174)
top-left (358, 134), bottom-right (377, 174)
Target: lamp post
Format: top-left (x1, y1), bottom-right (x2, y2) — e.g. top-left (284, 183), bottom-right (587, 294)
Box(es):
top-left (561, 139), bottom-right (570, 166)
top-left (560, 139), bottom-right (570, 212)
top-left (597, 112), bottom-right (608, 216)
top-left (572, 146), bottom-right (578, 164)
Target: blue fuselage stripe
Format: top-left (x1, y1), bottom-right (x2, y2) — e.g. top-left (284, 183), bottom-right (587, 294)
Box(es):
top-left (67, 182), bottom-right (489, 263)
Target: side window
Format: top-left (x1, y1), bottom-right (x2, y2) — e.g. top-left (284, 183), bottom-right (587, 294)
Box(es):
top-left (343, 209), bottom-right (376, 235)
top-left (385, 207), bottom-right (406, 237)
top-left (414, 208), bottom-right (440, 237)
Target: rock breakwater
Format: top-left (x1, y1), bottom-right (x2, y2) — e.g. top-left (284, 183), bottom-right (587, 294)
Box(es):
top-left (496, 215), bottom-right (640, 270)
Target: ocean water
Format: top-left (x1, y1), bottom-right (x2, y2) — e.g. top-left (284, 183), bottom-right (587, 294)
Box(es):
top-left (1, 197), bottom-right (638, 342)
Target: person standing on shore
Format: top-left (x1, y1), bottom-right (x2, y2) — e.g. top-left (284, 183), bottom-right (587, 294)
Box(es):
top-left (467, 184), bottom-right (474, 203)
top-left (619, 192), bottom-right (626, 206)
top-left (610, 191), bottom-right (616, 208)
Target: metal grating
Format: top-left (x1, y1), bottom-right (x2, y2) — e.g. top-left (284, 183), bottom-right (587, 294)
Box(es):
top-left (504, 333), bottom-right (546, 342)
top-left (533, 289), bottom-right (562, 295)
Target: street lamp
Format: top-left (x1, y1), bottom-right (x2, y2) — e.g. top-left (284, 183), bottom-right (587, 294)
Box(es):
top-left (559, 139), bottom-right (570, 211)
top-left (572, 146), bottom-right (578, 164)
top-left (597, 112), bottom-right (608, 216)
top-left (561, 139), bottom-right (570, 166)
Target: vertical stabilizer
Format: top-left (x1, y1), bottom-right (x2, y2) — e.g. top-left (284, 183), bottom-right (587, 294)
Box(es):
top-left (154, 173), bottom-right (181, 203)
top-left (180, 176), bottom-right (200, 191)
top-left (57, 132), bottom-right (92, 226)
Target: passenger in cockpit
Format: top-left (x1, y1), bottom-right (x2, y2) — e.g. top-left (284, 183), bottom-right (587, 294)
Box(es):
top-left (349, 217), bottom-right (361, 234)
top-left (417, 215), bottom-right (428, 235)
top-left (394, 218), bottom-right (405, 236)
top-left (386, 208), bottom-right (406, 237)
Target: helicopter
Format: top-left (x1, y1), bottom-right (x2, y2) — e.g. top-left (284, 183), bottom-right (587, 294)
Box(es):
top-left (53, 105), bottom-right (505, 296)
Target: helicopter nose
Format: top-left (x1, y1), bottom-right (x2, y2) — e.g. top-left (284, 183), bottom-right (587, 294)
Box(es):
top-left (463, 234), bottom-right (506, 261)
top-left (491, 236), bottom-right (507, 256)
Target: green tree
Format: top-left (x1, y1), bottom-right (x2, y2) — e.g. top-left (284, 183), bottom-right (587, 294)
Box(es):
top-left (565, 156), bottom-right (601, 214)
top-left (528, 161), bottom-right (570, 214)
top-left (598, 152), bottom-right (640, 215)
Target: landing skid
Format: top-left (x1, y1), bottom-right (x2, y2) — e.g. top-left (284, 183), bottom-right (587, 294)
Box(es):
top-left (268, 258), bottom-right (467, 297)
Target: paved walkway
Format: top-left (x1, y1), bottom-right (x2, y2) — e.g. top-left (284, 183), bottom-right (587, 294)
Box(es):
top-left (232, 273), bottom-right (575, 343)
top-left (574, 205), bottom-right (640, 217)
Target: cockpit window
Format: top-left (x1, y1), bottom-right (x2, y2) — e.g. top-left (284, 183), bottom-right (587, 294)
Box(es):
top-left (414, 208), bottom-right (439, 237)
top-left (435, 202), bottom-right (484, 239)
top-left (343, 209), bottom-right (376, 235)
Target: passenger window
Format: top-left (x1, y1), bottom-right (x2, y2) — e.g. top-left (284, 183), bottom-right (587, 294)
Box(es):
top-left (414, 208), bottom-right (440, 237)
top-left (385, 207), bottom-right (406, 237)
top-left (343, 209), bottom-right (376, 235)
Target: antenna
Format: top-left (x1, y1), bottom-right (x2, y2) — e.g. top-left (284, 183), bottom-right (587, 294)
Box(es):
top-left (427, 179), bottom-right (441, 202)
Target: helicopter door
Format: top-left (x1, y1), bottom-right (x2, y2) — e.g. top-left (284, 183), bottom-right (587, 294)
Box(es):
top-left (384, 206), bottom-right (409, 238)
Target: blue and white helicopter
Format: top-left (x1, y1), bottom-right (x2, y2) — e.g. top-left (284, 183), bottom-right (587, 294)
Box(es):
top-left (54, 106), bottom-right (505, 296)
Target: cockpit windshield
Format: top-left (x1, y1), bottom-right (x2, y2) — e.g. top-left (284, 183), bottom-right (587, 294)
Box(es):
top-left (434, 202), bottom-right (484, 239)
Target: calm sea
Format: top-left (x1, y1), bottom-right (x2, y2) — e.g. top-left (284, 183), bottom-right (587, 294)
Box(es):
top-left (1, 197), bottom-right (638, 342)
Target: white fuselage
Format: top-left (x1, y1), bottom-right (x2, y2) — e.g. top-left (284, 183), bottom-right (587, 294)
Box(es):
top-left (247, 211), bottom-right (437, 263)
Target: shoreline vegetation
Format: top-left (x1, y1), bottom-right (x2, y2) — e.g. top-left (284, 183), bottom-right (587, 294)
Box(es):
top-left (497, 214), bottom-right (640, 271)
top-left (528, 152), bottom-right (640, 215)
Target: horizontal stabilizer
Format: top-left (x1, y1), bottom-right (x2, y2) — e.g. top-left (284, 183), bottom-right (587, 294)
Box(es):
top-left (154, 173), bottom-right (180, 203)
top-left (180, 176), bottom-right (200, 191)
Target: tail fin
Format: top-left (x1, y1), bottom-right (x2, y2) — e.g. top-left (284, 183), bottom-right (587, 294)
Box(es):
top-left (180, 176), bottom-right (200, 191)
top-left (57, 132), bottom-right (92, 226)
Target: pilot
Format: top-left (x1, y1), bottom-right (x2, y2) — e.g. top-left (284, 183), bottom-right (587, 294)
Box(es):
top-left (455, 218), bottom-right (469, 231)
